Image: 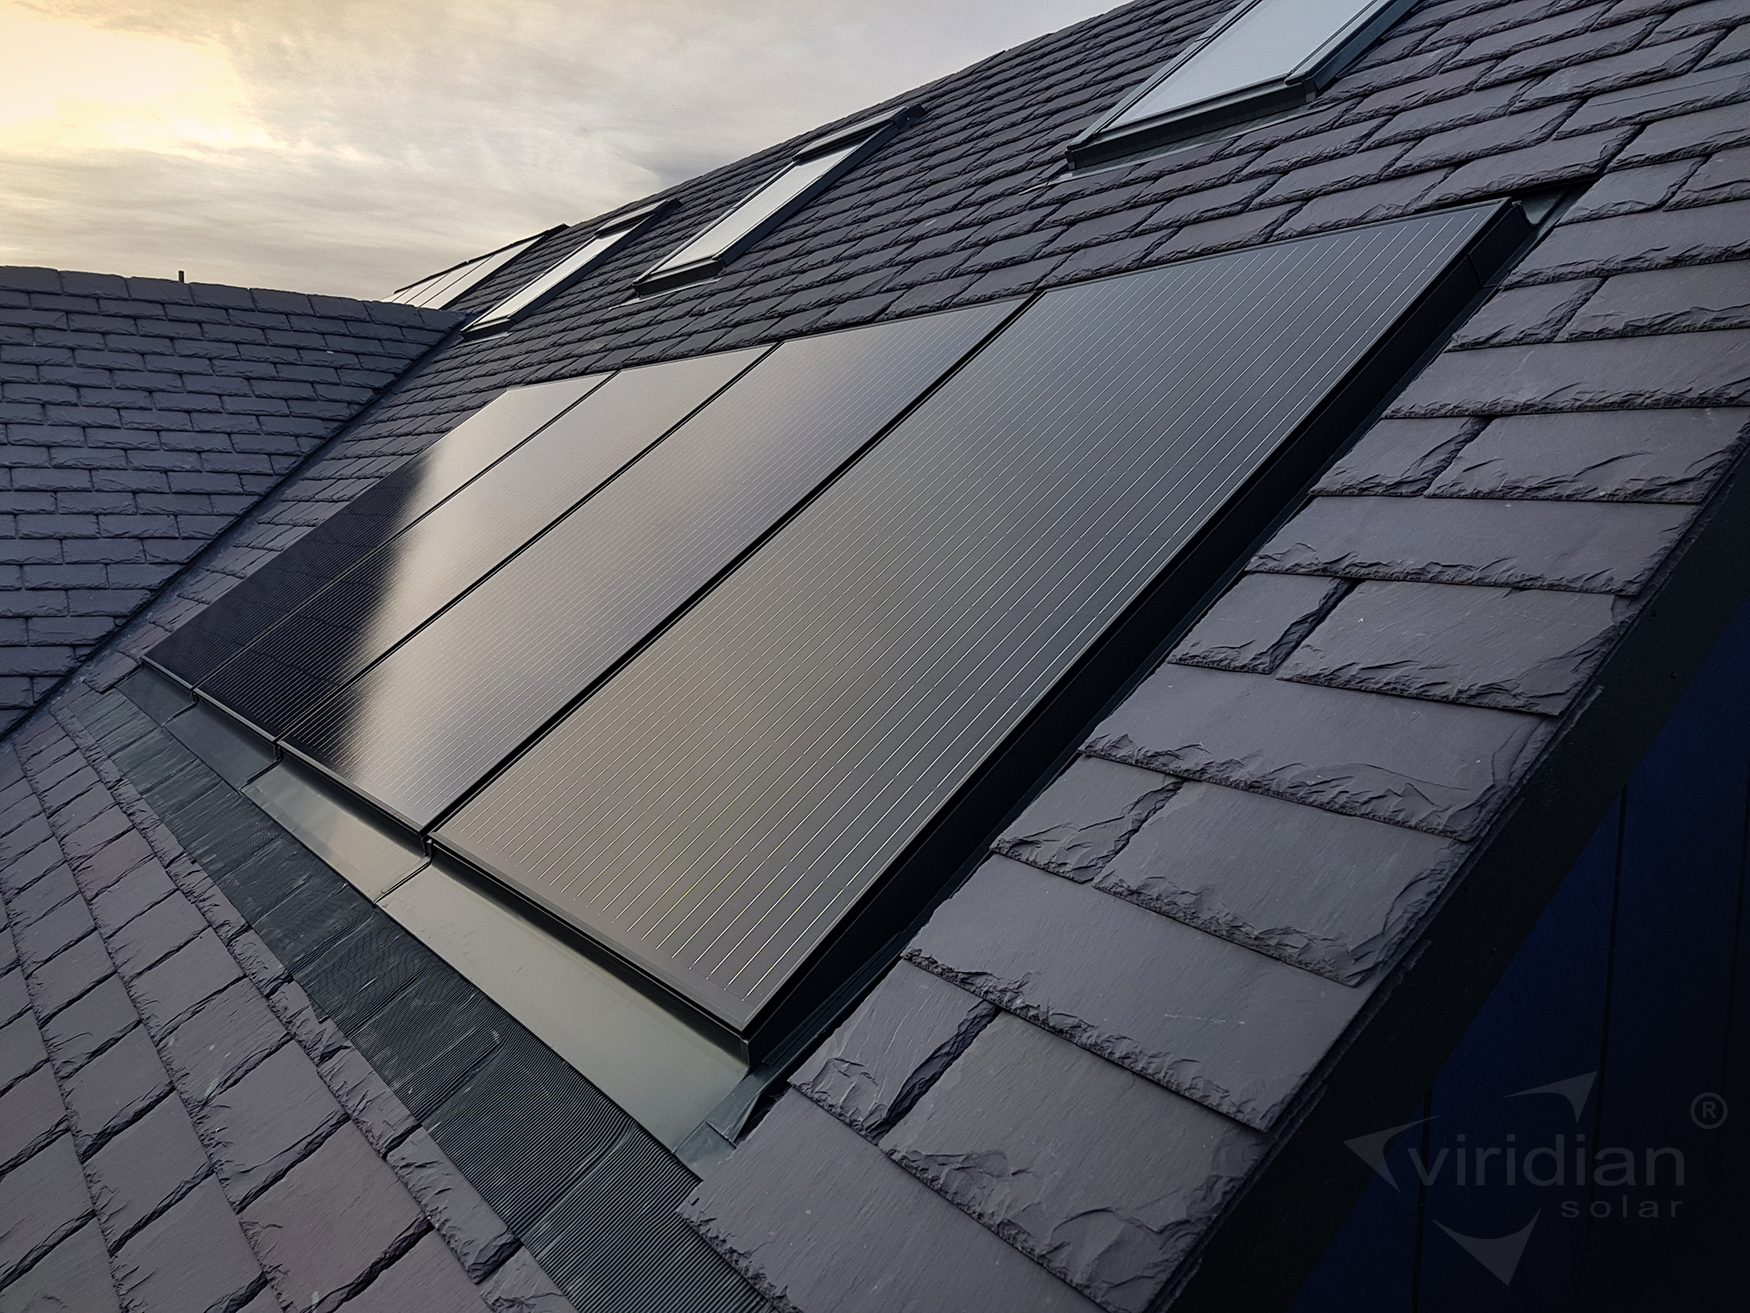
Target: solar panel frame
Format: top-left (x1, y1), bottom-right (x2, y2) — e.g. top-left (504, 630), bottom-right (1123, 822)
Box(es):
top-left (437, 202), bottom-right (1524, 1040)
top-left (279, 299), bottom-right (1022, 830)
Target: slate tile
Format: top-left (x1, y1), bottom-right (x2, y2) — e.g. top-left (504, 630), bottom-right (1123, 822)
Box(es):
top-left (881, 1015), bottom-right (1263, 1313)
top-left (476, 1246), bottom-right (573, 1313)
top-left (0, 1221), bottom-right (119, 1313)
top-left (114, 1177), bottom-right (261, 1313)
top-left (994, 755), bottom-right (1175, 880)
top-left (791, 961), bottom-right (995, 1137)
top-left (1396, 329), bottom-right (1750, 414)
top-left (0, 836), bottom-right (60, 898)
top-left (1603, 68), bottom-right (1750, 152)
top-left (1511, 197), bottom-right (1750, 280)
top-left (0, 1135), bottom-right (91, 1286)
top-left (319, 1044), bottom-right (416, 1154)
top-left (335, 1232), bottom-right (489, 1313)
top-left (1427, 407), bottom-right (1749, 501)
top-left (911, 856), bottom-right (1364, 1130)
top-left (130, 930), bottom-right (241, 1035)
top-left (1165, 574), bottom-right (1341, 678)
top-left (103, 889), bottom-right (205, 978)
top-left (1254, 144), bottom-right (1410, 204)
top-left (243, 1124), bottom-right (426, 1313)
top-left (24, 929), bottom-right (111, 1019)
top-left (200, 1039), bottom-right (344, 1205)
top-left (59, 1025), bottom-right (171, 1152)
top-left (1087, 663), bottom-right (1548, 840)
top-left (1282, 580), bottom-right (1628, 715)
top-left (0, 1065), bottom-right (66, 1171)
top-left (88, 855), bottom-right (174, 931)
top-left (1671, 143), bottom-right (1750, 204)
top-left (41, 978), bottom-right (135, 1076)
top-left (684, 1092), bottom-right (1100, 1313)
top-left (85, 1093), bottom-right (209, 1244)
top-left (0, 967), bottom-right (25, 1029)
top-left (1448, 281), bottom-right (1602, 347)
top-left (386, 1129), bottom-right (517, 1280)
top-left (1564, 258), bottom-right (1750, 335)
top-left (70, 829), bottom-right (153, 896)
top-left (10, 892), bottom-right (94, 969)
top-left (7, 859), bottom-right (78, 927)
top-left (160, 978), bottom-right (286, 1105)
top-left (1522, 31), bottom-right (1721, 103)
top-left (1250, 495), bottom-right (1692, 595)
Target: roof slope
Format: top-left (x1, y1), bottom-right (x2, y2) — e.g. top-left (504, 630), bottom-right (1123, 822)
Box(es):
top-left (0, 268), bottom-right (457, 735)
top-left (1, 0), bottom-right (1748, 1310)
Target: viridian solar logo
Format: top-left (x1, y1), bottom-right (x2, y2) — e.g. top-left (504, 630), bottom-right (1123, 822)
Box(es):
top-left (1343, 1072), bottom-right (1714, 1285)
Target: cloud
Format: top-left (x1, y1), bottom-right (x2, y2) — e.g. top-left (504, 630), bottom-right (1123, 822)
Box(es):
top-left (1, 0), bottom-right (1116, 296)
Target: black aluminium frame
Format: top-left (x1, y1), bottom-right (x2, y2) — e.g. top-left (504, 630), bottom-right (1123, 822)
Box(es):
top-left (1066, 0), bottom-right (1417, 169)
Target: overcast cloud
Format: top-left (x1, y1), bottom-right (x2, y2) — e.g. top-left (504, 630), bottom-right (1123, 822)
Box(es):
top-left (1, 0), bottom-right (1114, 297)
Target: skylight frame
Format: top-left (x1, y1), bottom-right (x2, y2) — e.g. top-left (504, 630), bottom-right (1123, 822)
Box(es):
top-left (1068, 0), bottom-right (1415, 169)
top-left (633, 105), bottom-right (919, 297)
top-left (466, 198), bottom-right (675, 334)
top-left (386, 229), bottom-right (555, 310)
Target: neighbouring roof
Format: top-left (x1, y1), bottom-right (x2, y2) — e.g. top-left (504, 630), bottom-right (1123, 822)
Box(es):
top-left (0, 269), bottom-right (458, 735)
top-left (3, 0), bottom-right (1750, 1311)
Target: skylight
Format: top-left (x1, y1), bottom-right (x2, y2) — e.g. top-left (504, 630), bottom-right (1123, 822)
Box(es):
top-left (634, 107), bottom-right (917, 296)
top-left (387, 232), bottom-right (548, 310)
top-left (1069, 0), bottom-right (1413, 167)
top-left (467, 199), bottom-right (673, 334)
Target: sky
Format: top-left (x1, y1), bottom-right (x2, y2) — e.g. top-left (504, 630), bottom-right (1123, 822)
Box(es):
top-left (1, 0), bottom-right (1116, 298)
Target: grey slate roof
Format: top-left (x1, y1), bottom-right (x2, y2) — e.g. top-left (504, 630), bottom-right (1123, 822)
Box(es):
top-left (0, 268), bottom-right (457, 735)
top-left (3, 0), bottom-right (1750, 1310)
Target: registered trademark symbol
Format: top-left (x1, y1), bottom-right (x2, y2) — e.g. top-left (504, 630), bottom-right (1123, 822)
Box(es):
top-left (1691, 1093), bottom-right (1728, 1130)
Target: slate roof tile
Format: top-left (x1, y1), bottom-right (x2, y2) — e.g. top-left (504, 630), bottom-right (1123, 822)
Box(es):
top-left (993, 755), bottom-right (1176, 878)
top-left (0, 1135), bottom-right (91, 1287)
top-left (907, 857), bottom-right (1364, 1130)
top-left (1087, 662), bottom-right (1548, 840)
top-left (0, 1065), bottom-right (66, 1173)
top-left (879, 1014), bottom-right (1263, 1313)
top-left (25, 930), bottom-right (112, 1020)
top-left (790, 962), bottom-right (996, 1137)
top-left (1447, 278), bottom-right (1602, 346)
top-left (84, 1093), bottom-right (209, 1245)
top-left (386, 1129), bottom-right (518, 1281)
top-left (1426, 407), bottom-right (1750, 501)
top-left (112, 1177), bottom-right (262, 1313)
top-left (1671, 141), bottom-right (1750, 202)
top-left (0, 1221), bottom-right (118, 1313)
top-left (1252, 494), bottom-right (1694, 593)
top-left (336, 1231), bottom-right (492, 1313)
top-left (160, 979), bottom-right (287, 1106)
top-left (1280, 580), bottom-right (1629, 715)
top-left (59, 1025), bottom-right (171, 1154)
top-left (40, 980), bottom-right (134, 1078)
top-left (1168, 572), bottom-right (1348, 673)
top-left (684, 1092), bottom-right (1102, 1313)
top-left (1563, 256), bottom-right (1750, 333)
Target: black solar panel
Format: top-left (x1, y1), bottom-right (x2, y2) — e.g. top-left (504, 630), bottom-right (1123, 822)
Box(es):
top-left (147, 373), bottom-right (611, 686)
top-left (283, 302), bottom-right (1015, 828)
top-left (192, 347), bottom-right (765, 738)
top-left (437, 205), bottom-right (1501, 1030)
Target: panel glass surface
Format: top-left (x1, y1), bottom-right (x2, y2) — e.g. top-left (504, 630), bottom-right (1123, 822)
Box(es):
top-left (147, 374), bottom-right (610, 686)
top-left (391, 234), bottom-right (542, 308)
top-left (196, 346), bottom-right (765, 738)
top-left (649, 143), bottom-right (857, 277)
top-left (285, 301), bottom-right (1014, 828)
top-left (439, 205), bottom-right (1495, 1029)
top-left (1114, 0), bottom-right (1391, 128)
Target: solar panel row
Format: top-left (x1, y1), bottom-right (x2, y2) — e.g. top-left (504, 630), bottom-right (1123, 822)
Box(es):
top-left (148, 203), bottom-right (1507, 1039)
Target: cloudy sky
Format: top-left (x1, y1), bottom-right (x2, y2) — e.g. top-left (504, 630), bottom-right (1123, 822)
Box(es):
top-left (2, 0), bottom-right (1115, 297)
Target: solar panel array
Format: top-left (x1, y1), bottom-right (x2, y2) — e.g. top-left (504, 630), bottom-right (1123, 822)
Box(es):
top-left (149, 204), bottom-right (1500, 1036)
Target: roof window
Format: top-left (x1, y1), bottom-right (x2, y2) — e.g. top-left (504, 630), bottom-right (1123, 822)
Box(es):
top-left (1069, 0), bottom-right (1413, 168)
top-left (386, 231), bottom-right (549, 309)
top-left (634, 107), bottom-right (917, 296)
top-left (468, 199), bottom-right (673, 334)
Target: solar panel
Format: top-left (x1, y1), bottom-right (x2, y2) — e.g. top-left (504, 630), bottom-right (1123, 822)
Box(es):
top-left (282, 301), bottom-right (1016, 829)
top-left (193, 346), bottom-right (766, 738)
top-left (148, 373), bottom-right (612, 687)
top-left (437, 204), bottom-right (1503, 1031)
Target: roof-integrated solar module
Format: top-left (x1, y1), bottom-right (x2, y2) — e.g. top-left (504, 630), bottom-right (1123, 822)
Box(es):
top-left (437, 203), bottom-right (1510, 1035)
top-left (147, 373), bottom-right (613, 687)
top-left (283, 300), bottom-right (1017, 829)
top-left (191, 346), bottom-right (766, 739)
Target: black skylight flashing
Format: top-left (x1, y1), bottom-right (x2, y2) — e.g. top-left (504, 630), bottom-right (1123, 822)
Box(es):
top-left (466, 198), bottom-right (676, 334)
top-left (1067, 0), bottom-right (1415, 170)
top-left (632, 105), bottom-right (921, 297)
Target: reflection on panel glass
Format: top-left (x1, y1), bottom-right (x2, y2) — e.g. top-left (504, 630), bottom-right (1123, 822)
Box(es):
top-left (440, 205), bottom-right (1498, 1031)
top-left (196, 347), bottom-right (766, 739)
top-left (285, 300), bottom-right (1015, 828)
top-left (147, 374), bottom-right (610, 687)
